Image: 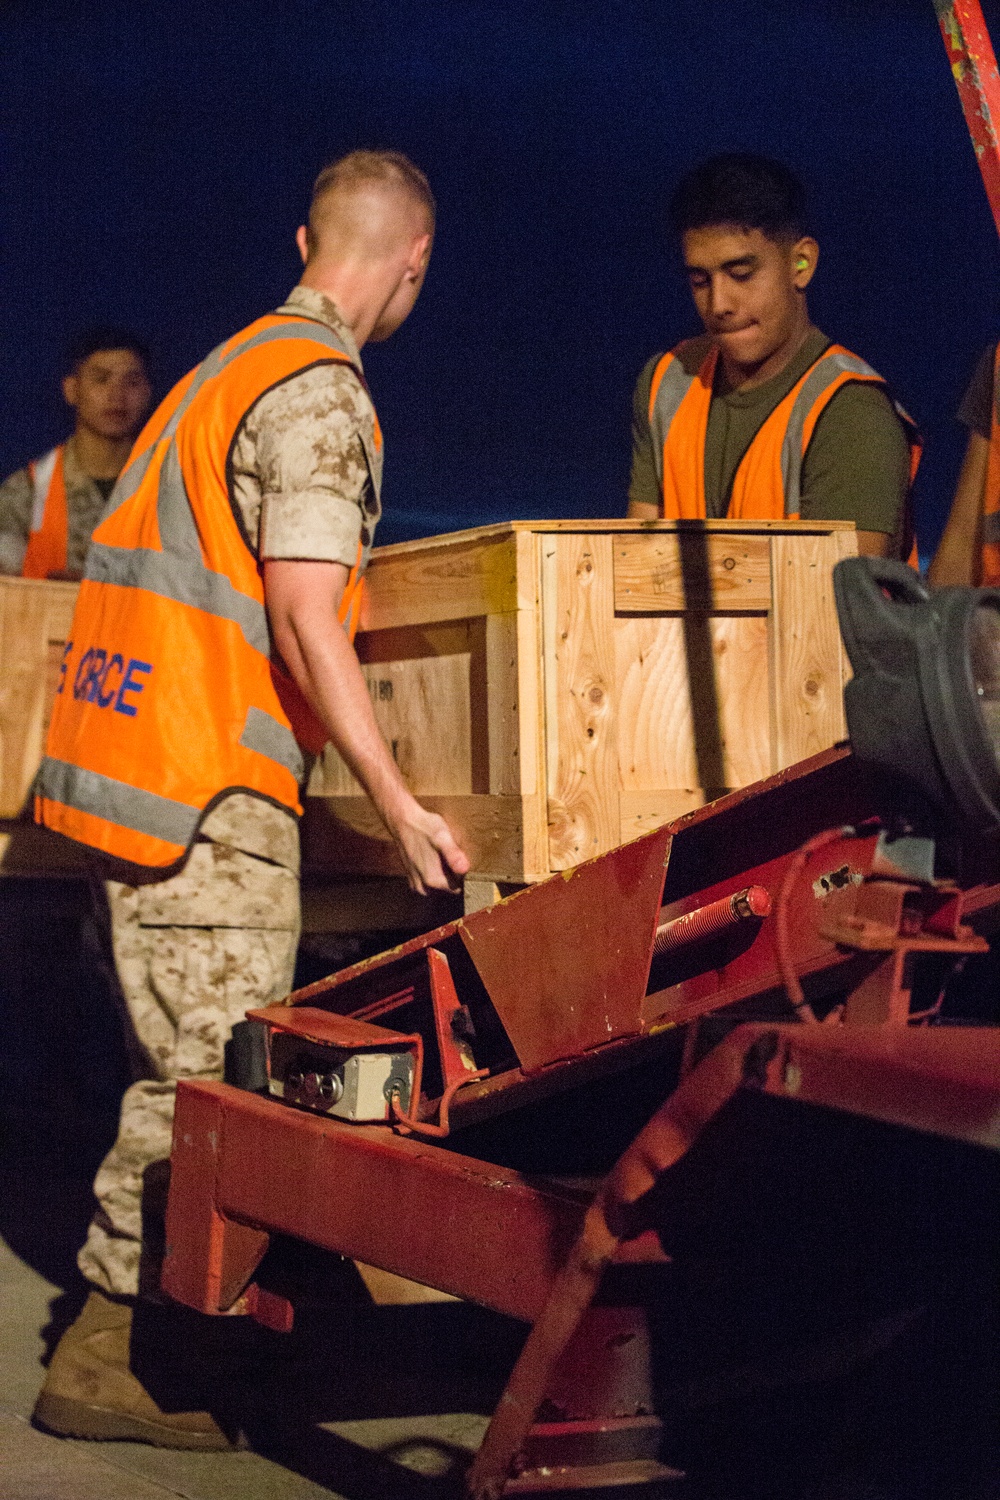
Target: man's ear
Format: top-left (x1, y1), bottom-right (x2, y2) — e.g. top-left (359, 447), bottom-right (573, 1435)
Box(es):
top-left (295, 224), bottom-right (310, 266)
top-left (791, 236), bottom-right (819, 290)
top-left (406, 230), bottom-right (433, 282)
top-left (62, 373), bottom-right (79, 410)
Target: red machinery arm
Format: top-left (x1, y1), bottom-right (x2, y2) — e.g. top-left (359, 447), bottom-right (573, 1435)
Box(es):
top-left (937, 0), bottom-right (1000, 237)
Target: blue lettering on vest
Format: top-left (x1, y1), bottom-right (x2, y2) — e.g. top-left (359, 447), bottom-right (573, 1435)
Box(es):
top-left (73, 649), bottom-right (96, 700)
top-left (97, 653), bottom-right (124, 708)
top-left (84, 649), bottom-right (107, 702)
top-left (69, 645), bottom-right (152, 717)
top-left (114, 659), bottom-right (152, 717)
top-left (57, 640), bottom-right (72, 695)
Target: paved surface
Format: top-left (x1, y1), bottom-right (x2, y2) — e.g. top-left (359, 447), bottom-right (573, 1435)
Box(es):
top-left (0, 883), bottom-right (502, 1500)
top-left (0, 1199), bottom-right (498, 1500)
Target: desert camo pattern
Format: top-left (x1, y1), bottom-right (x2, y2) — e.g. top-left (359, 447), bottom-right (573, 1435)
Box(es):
top-left (78, 839), bottom-right (300, 1298)
top-left (231, 285), bottom-right (382, 571)
top-left (0, 436), bottom-right (113, 576)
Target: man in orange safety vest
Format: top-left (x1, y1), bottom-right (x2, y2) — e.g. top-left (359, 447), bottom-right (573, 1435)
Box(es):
top-left (0, 329), bottom-right (152, 579)
top-left (32, 151), bottom-right (469, 1449)
top-left (628, 154), bottom-right (919, 561)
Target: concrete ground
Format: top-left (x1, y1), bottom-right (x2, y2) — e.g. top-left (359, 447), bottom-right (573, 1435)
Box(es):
top-left (0, 1163), bottom-right (505, 1500)
top-left (0, 882), bottom-right (505, 1500)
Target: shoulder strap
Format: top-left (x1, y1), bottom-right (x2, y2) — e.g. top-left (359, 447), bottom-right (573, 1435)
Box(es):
top-left (29, 446), bottom-right (60, 531)
top-left (648, 342), bottom-right (717, 488)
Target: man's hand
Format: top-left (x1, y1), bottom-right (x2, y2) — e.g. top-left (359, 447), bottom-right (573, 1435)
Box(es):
top-left (384, 797), bottom-right (470, 895)
top-left (263, 557), bottom-right (470, 894)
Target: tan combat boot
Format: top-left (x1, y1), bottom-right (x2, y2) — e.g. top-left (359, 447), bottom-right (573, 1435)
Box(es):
top-left (32, 1288), bottom-right (241, 1449)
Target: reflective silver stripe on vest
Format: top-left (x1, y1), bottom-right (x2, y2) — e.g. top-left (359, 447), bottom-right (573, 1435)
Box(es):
top-left (239, 707), bottom-right (305, 783)
top-left (649, 356), bottom-right (700, 488)
top-left (36, 756), bottom-right (201, 848)
top-left (983, 511), bottom-right (1000, 547)
top-left (85, 543), bottom-right (272, 656)
top-left (78, 316), bottom-right (361, 807)
top-left (780, 351), bottom-right (880, 517)
top-left (91, 324), bottom-right (359, 651)
top-left (30, 447), bottom-right (59, 531)
top-left (104, 318), bottom-right (357, 520)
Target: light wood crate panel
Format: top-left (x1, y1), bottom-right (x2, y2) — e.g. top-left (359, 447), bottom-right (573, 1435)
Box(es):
top-left (306, 520), bottom-right (857, 883)
top-left (0, 577), bottom-right (78, 819)
top-left (0, 525), bottom-right (855, 887)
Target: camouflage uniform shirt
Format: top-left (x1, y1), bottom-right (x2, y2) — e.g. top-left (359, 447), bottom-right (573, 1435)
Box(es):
top-left (202, 285), bottom-right (382, 871)
top-left (0, 435), bottom-right (114, 576)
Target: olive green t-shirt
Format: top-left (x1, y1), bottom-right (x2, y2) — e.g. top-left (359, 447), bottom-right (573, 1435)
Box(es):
top-left (629, 328), bottom-right (911, 540)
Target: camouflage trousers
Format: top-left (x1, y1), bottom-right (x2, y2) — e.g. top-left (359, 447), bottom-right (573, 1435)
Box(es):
top-left (78, 838), bottom-right (300, 1299)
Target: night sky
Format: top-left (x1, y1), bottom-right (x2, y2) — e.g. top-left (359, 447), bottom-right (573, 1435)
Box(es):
top-left (3, 0), bottom-right (1000, 556)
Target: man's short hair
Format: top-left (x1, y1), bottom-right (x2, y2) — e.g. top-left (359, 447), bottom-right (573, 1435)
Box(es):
top-left (669, 154), bottom-right (808, 243)
top-left (65, 327), bottom-right (152, 377)
top-left (307, 149), bottom-right (436, 248)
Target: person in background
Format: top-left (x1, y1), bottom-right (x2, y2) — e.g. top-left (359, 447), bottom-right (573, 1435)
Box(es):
top-left (0, 328), bottom-right (153, 579)
top-left (628, 154), bottom-right (919, 559)
top-left (928, 344), bottom-right (998, 586)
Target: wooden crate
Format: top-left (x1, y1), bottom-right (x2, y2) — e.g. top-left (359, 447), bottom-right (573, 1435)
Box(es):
top-left (0, 576), bottom-right (87, 875)
top-left (0, 576), bottom-right (79, 819)
top-left (303, 519), bottom-right (857, 885)
top-left (0, 524), bottom-right (856, 888)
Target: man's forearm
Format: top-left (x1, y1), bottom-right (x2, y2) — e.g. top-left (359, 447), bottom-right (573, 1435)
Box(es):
top-left (269, 574), bottom-right (412, 821)
top-left (263, 557), bottom-right (469, 894)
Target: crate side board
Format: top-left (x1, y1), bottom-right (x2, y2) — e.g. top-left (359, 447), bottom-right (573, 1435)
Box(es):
top-left (0, 577), bottom-right (78, 819)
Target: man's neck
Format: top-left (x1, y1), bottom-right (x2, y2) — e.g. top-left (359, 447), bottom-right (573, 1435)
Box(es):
top-left (70, 427), bottom-right (133, 481)
top-left (718, 317), bottom-right (815, 394)
top-left (297, 265), bottom-right (373, 349)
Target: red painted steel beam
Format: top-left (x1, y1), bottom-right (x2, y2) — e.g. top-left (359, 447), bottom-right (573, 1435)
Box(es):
top-left (468, 1021), bottom-right (1000, 1496)
top-left (937, 0), bottom-right (1000, 237)
top-left (163, 1079), bottom-right (593, 1322)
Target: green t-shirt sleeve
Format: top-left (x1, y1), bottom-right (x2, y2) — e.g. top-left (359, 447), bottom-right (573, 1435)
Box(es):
top-left (799, 382), bottom-right (911, 539)
top-left (628, 356), bottom-right (662, 513)
top-left (0, 465), bottom-right (33, 574)
top-left (957, 344), bottom-right (995, 440)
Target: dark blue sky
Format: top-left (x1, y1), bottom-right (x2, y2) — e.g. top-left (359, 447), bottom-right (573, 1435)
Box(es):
top-left (3, 0), bottom-right (1000, 553)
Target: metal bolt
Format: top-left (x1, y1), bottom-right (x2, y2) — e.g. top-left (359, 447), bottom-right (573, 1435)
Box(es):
top-left (319, 1073), bottom-right (343, 1103)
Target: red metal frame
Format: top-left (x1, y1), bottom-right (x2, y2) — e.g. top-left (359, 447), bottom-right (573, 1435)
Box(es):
top-left (162, 745), bottom-right (1000, 1493)
top-left (937, 0), bottom-right (1000, 237)
top-left (468, 1021), bottom-right (1000, 1496)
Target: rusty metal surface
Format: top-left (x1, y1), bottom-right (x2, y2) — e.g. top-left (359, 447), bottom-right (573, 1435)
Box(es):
top-left (753, 1022), bottom-right (1000, 1147)
top-left (937, 0), bottom-right (1000, 238)
top-left (164, 1079), bottom-right (591, 1322)
top-left (504, 1457), bottom-right (681, 1492)
top-left (469, 1020), bottom-right (1000, 1497)
top-left (246, 1005), bottom-right (422, 1051)
top-left (287, 752), bottom-right (860, 1083)
top-left (162, 1081), bottom-right (271, 1314)
top-left (458, 827), bottom-right (672, 1071)
top-left (642, 829), bottom-right (883, 1029)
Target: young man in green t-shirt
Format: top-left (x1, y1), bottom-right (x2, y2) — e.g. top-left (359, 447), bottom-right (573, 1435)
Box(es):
top-left (628, 154), bottom-right (916, 558)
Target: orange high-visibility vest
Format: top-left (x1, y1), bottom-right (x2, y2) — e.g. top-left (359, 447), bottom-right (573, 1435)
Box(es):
top-left (980, 345), bottom-right (1000, 585)
top-left (35, 310), bottom-right (380, 870)
top-left (22, 444), bottom-right (69, 578)
top-left (648, 339), bottom-right (921, 555)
